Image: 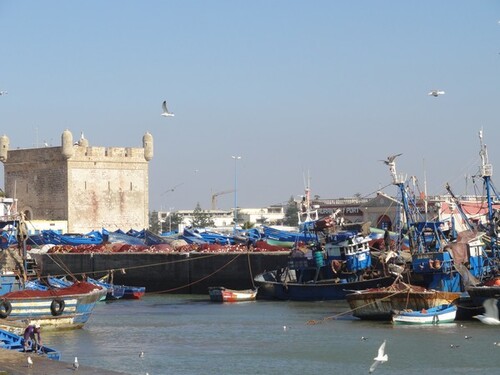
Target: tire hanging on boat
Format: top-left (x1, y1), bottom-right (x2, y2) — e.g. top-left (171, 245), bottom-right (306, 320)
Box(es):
top-left (50, 299), bottom-right (65, 316)
top-left (0, 300), bottom-right (12, 318)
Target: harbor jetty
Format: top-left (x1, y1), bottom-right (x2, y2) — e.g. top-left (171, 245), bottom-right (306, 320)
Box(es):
top-left (32, 252), bottom-right (289, 294)
top-left (0, 349), bottom-right (128, 375)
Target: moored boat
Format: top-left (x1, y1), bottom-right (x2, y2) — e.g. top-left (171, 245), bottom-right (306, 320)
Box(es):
top-left (122, 285), bottom-right (146, 299)
top-left (392, 303), bottom-right (457, 325)
top-left (208, 286), bottom-right (257, 302)
top-left (254, 227), bottom-right (397, 301)
top-left (0, 281), bottom-right (106, 330)
top-left (345, 281), bottom-right (460, 320)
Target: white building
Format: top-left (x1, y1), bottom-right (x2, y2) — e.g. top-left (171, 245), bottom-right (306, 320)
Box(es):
top-left (157, 205), bottom-right (286, 232)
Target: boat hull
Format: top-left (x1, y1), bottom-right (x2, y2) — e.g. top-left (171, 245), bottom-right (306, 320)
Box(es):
top-left (208, 287), bottom-right (257, 302)
top-left (0, 327), bottom-right (61, 360)
top-left (122, 286), bottom-right (145, 299)
top-left (254, 271), bottom-right (395, 301)
top-left (392, 304), bottom-right (457, 325)
top-left (346, 287), bottom-right (460, 320)
top-left (0, 282), bottom-right (106, 330)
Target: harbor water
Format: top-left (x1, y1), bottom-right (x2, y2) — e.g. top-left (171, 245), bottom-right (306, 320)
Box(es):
top-left (42, 294), bottom-right (499, 375)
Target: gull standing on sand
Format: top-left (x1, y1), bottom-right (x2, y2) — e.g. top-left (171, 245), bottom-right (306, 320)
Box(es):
top-left (161, 101), bottom-right (175, 117)
top-left (73, 356), bottom-right (79, 370)
top-left (27, 356), bottom-right (33, 368)
top-left (369, 340), bottom-right (388, 373)
top-left (473, 298), bottom-right (500, 325)
top-left (428, 90), bottom-right (445, 97)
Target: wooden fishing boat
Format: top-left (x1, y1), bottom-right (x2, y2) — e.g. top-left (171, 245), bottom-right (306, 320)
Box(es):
top-left (0, 327), bottom-right (61, 360)
top-left (392, 303), bottom-right (457, 325)
top-left (0, 281), bottom-right (107, 330)
top-left (345, 281), bottom-right (460, 320)
top-left (208, 286), bottom-right (257, 302)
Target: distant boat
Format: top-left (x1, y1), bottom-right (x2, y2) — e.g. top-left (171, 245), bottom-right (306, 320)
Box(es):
top-left (208, 286), bottom-right (257, 302)
top-left (392, 303), bottom-right (457, 325)
top-left (87, 277), bottom-right (126, 301)
top-left (122, 285), bottom-right (146, 299)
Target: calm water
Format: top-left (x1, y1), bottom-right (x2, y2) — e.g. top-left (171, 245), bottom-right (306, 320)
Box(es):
top-left (42, 294), bottom-right (500, 375)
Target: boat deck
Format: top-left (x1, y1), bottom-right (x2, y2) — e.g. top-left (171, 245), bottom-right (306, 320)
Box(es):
top-left (0, 348), bottom-right (128, 375)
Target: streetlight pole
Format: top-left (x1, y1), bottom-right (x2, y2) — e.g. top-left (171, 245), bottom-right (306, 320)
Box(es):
top-left (231, 155), bottom-right (242, 233)
top-left (168, 207), bottom-right (174, 232)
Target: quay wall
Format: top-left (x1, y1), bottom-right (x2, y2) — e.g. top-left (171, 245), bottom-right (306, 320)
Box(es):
top-left (33, 252), bottom-right (289, 294)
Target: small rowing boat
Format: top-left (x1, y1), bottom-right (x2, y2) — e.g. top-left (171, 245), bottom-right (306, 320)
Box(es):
top-left (208, 286), bottom-right (257, 303)
top-left (392, 303), bottom-right (457, 325)
top-left (0, 327), bottom-right (61, 360)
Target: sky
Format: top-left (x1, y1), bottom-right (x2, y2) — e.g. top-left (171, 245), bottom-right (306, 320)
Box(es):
top-left (1, 1), bottom-right (500, 212)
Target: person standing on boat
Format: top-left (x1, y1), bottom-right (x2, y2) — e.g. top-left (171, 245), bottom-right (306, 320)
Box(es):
top-left (384, 229), bottom-right (391, 251)
top-left (23, 323), bottom-right (42, 353)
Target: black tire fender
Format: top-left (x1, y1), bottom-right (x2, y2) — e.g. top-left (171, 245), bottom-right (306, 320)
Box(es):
top-left (50, 299), bottom-right (65, 316)
top-left (0, 300), bottom-right (12, 318)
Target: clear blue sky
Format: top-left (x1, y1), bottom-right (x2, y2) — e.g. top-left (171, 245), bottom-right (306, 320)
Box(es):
top-left (1, 1), bottom-right (500, 212)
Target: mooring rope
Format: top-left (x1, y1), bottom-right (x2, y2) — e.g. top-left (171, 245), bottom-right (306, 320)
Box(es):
top-left (153, 253), bottom-right (243, 293)
top-left (37, 251), bottom-right (245, 295)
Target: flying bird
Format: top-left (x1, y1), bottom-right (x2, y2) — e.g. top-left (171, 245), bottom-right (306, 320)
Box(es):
top-left (428, 90), bottom-right (445, 97)
top-left (0, 91), bottom-right (7, 96)
top-left (369, 340), bottom-right (388, 373)
top-left (379, 153), bottom-right (402, 165)
top-left (27, 356), bottom-right (33, 368)
top-left (161, 101), bottom-right (175, 117)
top-left (473, 298), bottom-right (500, 325)
top-left (73, 356), bottom-right (79, 371)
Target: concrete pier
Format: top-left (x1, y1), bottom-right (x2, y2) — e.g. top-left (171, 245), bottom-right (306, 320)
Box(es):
top-left (0, 349), bottom-right (128, 374)
top-left (33, 252), bottom-right (289, 294)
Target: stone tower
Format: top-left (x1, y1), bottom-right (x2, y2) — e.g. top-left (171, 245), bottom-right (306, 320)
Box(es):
top-left (0, 130), bottom-right (153, 233)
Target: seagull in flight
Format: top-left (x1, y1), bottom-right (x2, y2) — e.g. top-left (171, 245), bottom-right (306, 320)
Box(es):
top-left (369, 340), bottom-right (388, 373)
top-left (161, 100), bottom-right (175, 117)
top-left (0, 91), bottom-right (7, 96)
top-left (473, 298), bottom-right (500, 325)
top-left (428, 90), bottom-right (445, 97)
top-left (379, 153), bottom-right (402, 165)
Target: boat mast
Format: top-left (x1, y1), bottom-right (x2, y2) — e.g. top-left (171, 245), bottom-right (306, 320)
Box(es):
top-left (478, 129), bottom-right (498, 255)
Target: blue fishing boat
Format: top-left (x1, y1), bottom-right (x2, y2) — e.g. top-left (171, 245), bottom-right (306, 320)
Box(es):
top-left (40, 229), bottom-right (104, 246)
top-left (0, 327), bottom-right (61, 360)
top-left (122, 285), bottom-right (146, 299)
top-left (1, 216), bottom-right (106, 330)
top-left (87, 277), bottom-right (126, 300)
top-left (254, 224), bottom-right (395, 301)
top-left (392, 303), bottom-right (457, 325)
top-left (380, 146), bottom-right (496, 294)
top-left (0, 281), bottom-right (107, 330)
